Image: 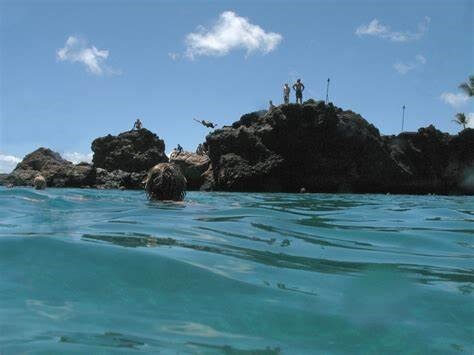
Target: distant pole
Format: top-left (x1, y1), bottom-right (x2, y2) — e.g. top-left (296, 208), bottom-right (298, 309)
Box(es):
top-left (325, 78), bottom-right (330, 104)
top-left (401, 105), bottom-right (406, 132)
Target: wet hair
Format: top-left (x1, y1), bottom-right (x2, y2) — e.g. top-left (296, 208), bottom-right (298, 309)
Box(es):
top-left (145, 163), bottom-right (186, 201)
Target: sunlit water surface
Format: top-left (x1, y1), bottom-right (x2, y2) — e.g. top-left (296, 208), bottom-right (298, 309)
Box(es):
top-left (0, 187), bottom-right (473, 354)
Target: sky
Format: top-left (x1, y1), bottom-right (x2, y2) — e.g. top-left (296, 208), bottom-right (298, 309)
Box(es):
top-left (0, 0), bottom-right (473, 173)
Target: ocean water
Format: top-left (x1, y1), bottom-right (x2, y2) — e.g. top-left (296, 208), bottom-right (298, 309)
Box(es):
top-left (0, 187), bottom-right (473, 354)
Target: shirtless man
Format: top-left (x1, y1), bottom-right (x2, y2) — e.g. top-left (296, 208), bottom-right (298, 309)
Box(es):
top-left (292, 79), bottom-right (305, 104)
top-left (193, 118), bottom-right (217, 129)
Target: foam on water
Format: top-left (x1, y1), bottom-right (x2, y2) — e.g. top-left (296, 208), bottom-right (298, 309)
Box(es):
top-left (0, 187), bottom-right (473, 354)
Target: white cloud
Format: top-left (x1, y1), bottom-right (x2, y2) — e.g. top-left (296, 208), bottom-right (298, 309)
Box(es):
top-left (440, 92), bottom-right (469, 108)
top-left (185, 11), bottom-right (282, 58)
top-left (356, 17), bottom-right (430, 42)
top-left (168, 52), bottom-right (180, 61)
top-left (393, 62), bottom-right (415, 75)
top-left (62, 152), bottom-right (93, 164)
top-left (415, 54), bottom-right (426, 64)
top-left (57, 36), bottom-right (118, 75)
top-left (0, 153), bottom-right (21, 173)
top-left (393, 54), bottom-right (426, 74)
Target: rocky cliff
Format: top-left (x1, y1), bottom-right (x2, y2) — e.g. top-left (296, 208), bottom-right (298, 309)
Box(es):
top-left (169, 151), bottom-right (212, 190)
top-left (204, 100), bottom-right (474, 194)
top-left (3, 103), bottom-right (473, 194)
top-left (3, 129), bottom-right (169, 190)
top-left (91, 128), bottom-right (168, 189)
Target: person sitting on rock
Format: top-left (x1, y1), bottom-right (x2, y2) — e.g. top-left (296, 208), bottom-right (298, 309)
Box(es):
top-left (269, 100), bottom-right (275, 111)
top-left (176, 144), bottom-right (183, 154)
top-left (293, 79), bottom-right (305, 104)
top-left (193, 118), bottom-right (217, 129)
top-left (196, 143), bottom-right (208, 156)
top-left (283, 83), bottom-right (290, 104)
top-left (133, 118), bottom-right (143, 130)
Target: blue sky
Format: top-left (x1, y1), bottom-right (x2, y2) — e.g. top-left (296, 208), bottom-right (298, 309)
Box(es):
top-left (0, 0), bottom-right (472, 172)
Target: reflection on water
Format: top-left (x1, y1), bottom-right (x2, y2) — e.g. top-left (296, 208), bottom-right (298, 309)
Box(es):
top-left (0, 187), bottom-right (473, 354)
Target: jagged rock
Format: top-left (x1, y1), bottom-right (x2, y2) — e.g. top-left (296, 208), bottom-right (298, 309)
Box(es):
top-left (444, 128), bottom-right (474, 193)
top-left (92, 128), bottom-right (168, 173)
top-left (4, 148), bottom-right (96, 187)
top-left (206, 101), bottom-right (404, 192)
top-left (94, 168), bottom-right (147, 190)
top-left (0, 174), bottom-right (8, 185)
top-left (145, 163), bottom-right (187, 201)
top-left (200, 165), bottom-right (215, 191)
top-left (204, 101), bottom-right (474, 194)
top-left (169, 151), bottom-right (211, 190)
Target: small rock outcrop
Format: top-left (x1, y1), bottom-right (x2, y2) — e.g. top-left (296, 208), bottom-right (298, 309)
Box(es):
top-left (145, 163), bottom-right (187, 201)
top-left (169, 151), bottom-right (211, 190)
top-left (4, 148), bottom-right (95, 187)
top-left (92, 128), bottom-right (168, 172)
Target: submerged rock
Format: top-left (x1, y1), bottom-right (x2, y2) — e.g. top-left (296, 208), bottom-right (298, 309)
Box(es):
top-left (169, 151), bottom-right (211, 190)
top-left (145, 163), bottom-right (187, 201)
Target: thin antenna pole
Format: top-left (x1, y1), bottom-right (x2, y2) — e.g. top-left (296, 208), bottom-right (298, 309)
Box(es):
top-left (325, 78), bottom-right (330, 104)
top-left (401, 105), bottom-right (406, 132)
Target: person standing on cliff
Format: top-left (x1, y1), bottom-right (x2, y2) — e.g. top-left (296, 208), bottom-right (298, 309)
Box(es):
top-left (283, 83), bottom-right (290, 104)
top-left (293, 79), bottom-right (305, 104)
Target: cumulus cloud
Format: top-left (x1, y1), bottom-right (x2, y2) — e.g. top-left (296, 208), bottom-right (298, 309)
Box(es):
top-left (168, 52), bottom-right (180, 61)
top-left (393, 54), bottom-right (426, 74)
top-left (57, 36), bottom-right (119, 75)
top-left (185, 11), bottom-right (282, 58)
top-left (0, 153), bottom-right (21, 173)
top-left (61, 152), bottom-right (93, 164)
top-left (356, 17), bottom-right (430, 42)
top-left (440, 92), bottom-right (470, 108)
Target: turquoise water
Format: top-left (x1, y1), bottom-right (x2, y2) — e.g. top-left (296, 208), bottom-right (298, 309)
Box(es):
top-left (0, 188), bottom-right (473, 354)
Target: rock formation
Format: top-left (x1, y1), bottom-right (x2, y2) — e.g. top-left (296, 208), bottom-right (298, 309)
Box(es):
top-left (4, 148), bottom-right (95, 187)
top-left (90, 128), bottom-right (168, 189)
top-left (2, 102), bottom-right (472, 195)
top-left (92, 128), bottom-right (168, 172)
top-left (145, 163), bottom-right (187, 201)
top-left (204, 100), bottom-right (474, 194)
top-left (169, 151), bottom-right (211, 190)
top-left (2, 129), bottom-right (168, 190)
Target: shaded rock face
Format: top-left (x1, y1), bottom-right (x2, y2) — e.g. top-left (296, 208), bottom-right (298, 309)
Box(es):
top-left (442, 128), bottom-right (474, 193)
top-left (95, 168), bottom-right (147, 190)
top-left (5, 148), bottom-right (96, 187)
top-left (169, 151), bottom-right (211, 190)
top-left (205, 101), bottom-right (474, 194)
top-left (92, 129), bottom-right (168, 173)
top-left (0, 174), bottom-right (10, 185)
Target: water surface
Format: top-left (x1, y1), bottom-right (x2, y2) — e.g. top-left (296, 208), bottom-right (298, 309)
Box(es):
top-left (0, 188), bottom-right (473, 354)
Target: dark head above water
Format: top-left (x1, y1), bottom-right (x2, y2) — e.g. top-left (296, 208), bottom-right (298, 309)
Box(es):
top-left (145, 163), bottom-right (187, 201)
